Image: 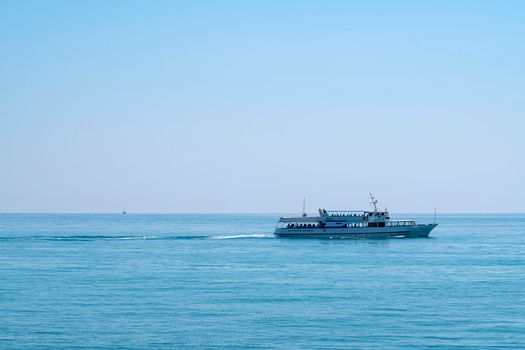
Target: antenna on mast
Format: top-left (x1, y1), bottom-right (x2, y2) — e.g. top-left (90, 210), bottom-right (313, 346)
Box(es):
top-left (369, 192), bottom-right (378, 212)
top-left (302, 197), bottom-right (307, 217)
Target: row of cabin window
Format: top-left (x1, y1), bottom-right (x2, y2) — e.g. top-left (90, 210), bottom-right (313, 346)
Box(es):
top-left (388, 221), bottom-right (416, 226)
top-left (286, 222), bottom-right (414, 229)
top-left (287, 222), bottom-right (384, 229)
top-left (367, 222), bottom-right (386, 227)
top-left (346, 223), bottom-right (369, 228)
top-left (287, 223), bottom-right (319, 228)
top-left (330, 213), bottom-right (362, 217)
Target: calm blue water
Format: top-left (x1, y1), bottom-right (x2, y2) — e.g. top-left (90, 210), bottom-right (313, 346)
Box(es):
top-left (1, 213), bottom-right (524, 349)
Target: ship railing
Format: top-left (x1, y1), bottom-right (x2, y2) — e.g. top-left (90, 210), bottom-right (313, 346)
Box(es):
top-left (325, 210), bottom-right (366, 217)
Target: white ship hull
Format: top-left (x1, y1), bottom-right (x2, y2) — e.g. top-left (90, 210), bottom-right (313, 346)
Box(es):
top-left (274, 224), bottom-right (437, 239)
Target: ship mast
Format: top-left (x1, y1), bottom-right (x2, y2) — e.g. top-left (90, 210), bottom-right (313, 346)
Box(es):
top-left (302, 197), bottom-right (307, 217)
top-left (369, 192), bottom-right (378, 212)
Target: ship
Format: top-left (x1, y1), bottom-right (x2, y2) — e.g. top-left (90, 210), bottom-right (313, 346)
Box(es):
top-left (274, 194), bottom-right (437, 238)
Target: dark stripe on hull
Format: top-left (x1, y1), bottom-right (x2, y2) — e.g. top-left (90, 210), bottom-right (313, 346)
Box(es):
top-left (276, 231), bottom-right (414, 238)
top-left (274, 224), bottom-right (437, 239)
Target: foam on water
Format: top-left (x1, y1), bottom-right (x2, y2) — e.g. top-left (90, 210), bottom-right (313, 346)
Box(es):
top-left (0, 234), bottom-right (273, 241)
top-left (211, 234), bottom-right (272, 239)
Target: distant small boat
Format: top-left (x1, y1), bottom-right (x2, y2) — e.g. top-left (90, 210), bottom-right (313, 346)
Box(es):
top-left (122, 205), bottom-right (127, 215)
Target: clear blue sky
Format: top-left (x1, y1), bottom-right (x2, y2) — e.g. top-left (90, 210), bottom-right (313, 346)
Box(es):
top-left (1, 1), bottom-right (524, 213)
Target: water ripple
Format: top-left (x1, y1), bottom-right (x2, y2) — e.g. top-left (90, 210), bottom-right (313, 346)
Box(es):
top-left (0, 234), bottom-right (274, 242)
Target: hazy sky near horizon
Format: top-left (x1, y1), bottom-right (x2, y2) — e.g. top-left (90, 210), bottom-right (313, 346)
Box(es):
top-left (1, 1), bottom-right (524, 213)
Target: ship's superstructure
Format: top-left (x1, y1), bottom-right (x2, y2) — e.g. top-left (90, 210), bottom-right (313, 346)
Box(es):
top-left (274, 194), bottom-right (437, 238)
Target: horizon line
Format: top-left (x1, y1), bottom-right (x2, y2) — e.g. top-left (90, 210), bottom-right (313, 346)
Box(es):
top-left (0, 211), bottom-right (524, 215)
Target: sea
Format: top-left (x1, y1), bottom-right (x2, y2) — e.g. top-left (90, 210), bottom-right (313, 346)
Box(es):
top-left (0, 213), bottom-right (524, 349)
